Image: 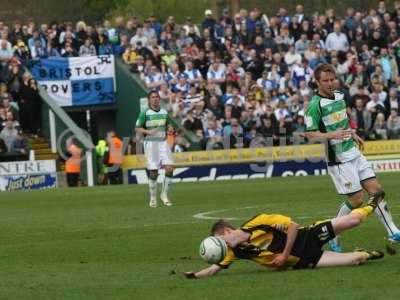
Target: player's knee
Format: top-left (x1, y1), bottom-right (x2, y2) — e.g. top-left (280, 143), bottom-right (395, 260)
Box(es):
top-left (148, 170), bottom-right (158, 180)
top-left (370, 189), bottom-right (385, 201)
top-left (349, 192), bottom-right (363, 208)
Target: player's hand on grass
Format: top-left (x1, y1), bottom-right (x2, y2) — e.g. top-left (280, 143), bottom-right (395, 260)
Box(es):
top-left (183, 271), bottom-right (197, 279)
top-left (271, 254), bottom-right (288, 267)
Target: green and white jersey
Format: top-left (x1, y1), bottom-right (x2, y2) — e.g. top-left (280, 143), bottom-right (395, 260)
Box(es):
top-left (305, 91), bottom-right (360, 164)
top-left (135, 108), bottom-right (171, 141)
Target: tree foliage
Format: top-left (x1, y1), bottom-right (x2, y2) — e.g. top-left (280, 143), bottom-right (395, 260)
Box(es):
top-left (108, 0), bottom-right (209, 23)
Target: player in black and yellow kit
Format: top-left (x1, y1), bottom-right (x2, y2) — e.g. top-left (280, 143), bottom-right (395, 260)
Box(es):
top-left (185, 192), bottom-right (385, 279)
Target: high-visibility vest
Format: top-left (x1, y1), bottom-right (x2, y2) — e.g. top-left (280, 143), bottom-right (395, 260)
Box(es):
top-left (65, 144), bottom-right (81, 173)
top-left (108, 137), bottom-right (123, 165)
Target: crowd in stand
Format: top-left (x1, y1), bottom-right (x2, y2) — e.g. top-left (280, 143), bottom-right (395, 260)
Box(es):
top-left (2, 1), bottom-right (400, 154)
top-left (121, 1), bottom-right (400, 151)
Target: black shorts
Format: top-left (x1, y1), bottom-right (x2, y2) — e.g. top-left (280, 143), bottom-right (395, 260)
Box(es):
top-left (66, 173), bottom-right (79, 187)
top-left (291, 220), bottom-right (336, 269)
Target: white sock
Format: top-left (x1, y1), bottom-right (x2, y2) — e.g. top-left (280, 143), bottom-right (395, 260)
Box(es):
top-left (374, 200), bottom-right (400, 236)
top-left (331, 201), bottom-right (353, 245)
top-left (149, 179), bottom-right (157, 201)
top-left (161, 176), bottom-right (173, 197)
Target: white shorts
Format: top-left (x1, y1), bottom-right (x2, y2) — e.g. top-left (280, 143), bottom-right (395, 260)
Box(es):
top-left (328, 155), bottom-right (376, 195)
top-left (144, 140), bottom-right (174, 170)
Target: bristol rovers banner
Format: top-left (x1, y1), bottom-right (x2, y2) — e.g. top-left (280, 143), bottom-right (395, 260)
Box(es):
top-left (31, 55), bottom-right (116, 107)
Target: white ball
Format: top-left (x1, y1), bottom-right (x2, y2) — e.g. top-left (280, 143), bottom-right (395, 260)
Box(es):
top-left (199, 236), bottom-right (227, 264)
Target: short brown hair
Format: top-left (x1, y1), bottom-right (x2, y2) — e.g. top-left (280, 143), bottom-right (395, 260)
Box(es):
top-left (314, 63), bottom-right (336, 81)
top-left (147, 90), bottom-right (159, 99)
top-left (210, 219), bottom-right (235, 235)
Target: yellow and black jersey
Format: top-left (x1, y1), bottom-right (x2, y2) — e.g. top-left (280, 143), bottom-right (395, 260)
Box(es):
top-left (217, 213), bottom-right (336, 270)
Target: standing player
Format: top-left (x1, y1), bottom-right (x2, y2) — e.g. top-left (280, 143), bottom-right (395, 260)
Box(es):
top-left (135, 91), bottom-right (174, 207)
top-left (304, 63), bottom-right (400, 252)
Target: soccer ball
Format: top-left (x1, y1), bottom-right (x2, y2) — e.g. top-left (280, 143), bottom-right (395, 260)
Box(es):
top-left (199, 236), bottom-right (227, 264)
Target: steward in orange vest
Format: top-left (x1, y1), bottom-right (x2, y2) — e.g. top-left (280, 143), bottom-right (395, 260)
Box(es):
top-left (65, 138), bottom-right (81, 187)
top-left (105, 131), bottom-right (123, 184)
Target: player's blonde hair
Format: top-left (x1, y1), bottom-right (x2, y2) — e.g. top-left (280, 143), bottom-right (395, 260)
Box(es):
top-left (211, 219), bottom-right (235, 235)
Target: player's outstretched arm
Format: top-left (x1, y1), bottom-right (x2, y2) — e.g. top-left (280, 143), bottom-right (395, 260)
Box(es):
top-left (184, 264), bottom-right (222, 279)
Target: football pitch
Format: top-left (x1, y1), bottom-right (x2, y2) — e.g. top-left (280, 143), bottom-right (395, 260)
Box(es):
top-left (1, 174), bottom-right (400, 300)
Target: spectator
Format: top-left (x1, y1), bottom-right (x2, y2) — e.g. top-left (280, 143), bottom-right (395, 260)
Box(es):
top-left (65, 138), bottom-right (81, 187)
top-left (79, 37), bottom-right (96, 56)
top-left (372, 112), bottom-right (388, 140)
top-left (387, 109), bottom-right (400, 139)
top-left (202, 10), bottom-right (217, 35)
top-left (258, 116), bottom-right (279, 145)
top-left (105, 131), bottom-right (123, 185)
top-left (98, 35), bottom-right (113, 55)
top-left (325, 22), bottom-right (349, 53)
top-left (351, 98), bottom-right (372, 139)
top-left (0, 39), bottom-right (13, 77)
top-left (0, 120), bottom-right (18, 151)
top-left (122, 44), bottom-right (138, 65)
top-left (145, 65), bottom-right (164, 90)
top-left (284, 45), bottom-right (302, 69)
top-left (13, 40), bottom-right (30, 65)
top-left (130, 27), bottom-right (148, 48)
top-left (10, 130), bottom-right (29, 158)
top-left (294, 33), bottom-right (309, 56)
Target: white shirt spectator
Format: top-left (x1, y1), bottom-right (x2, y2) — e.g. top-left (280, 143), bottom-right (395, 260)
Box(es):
top-left (143, 26), bottom-right (156, 41)
top-left (325, 32), bottom-right (349, 52)
top-left (79, 44), bottom-right (97, 56)
top-left (0, 126), bottom-right (18, 151)
top-left (130, 31), bottom-right (148, 48)
top-left (207, 65), bottom-right (226, 83)
top-left (145, 71), bottom-right (164, 89)
top-left (184, 67), bottom-right (203, 84)
top-left (284, 51), bottom-right (302, 69)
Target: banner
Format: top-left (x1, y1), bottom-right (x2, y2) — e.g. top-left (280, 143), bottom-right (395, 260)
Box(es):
top-left (123, 145), bottom-right (325, 169)
top-left (123, 140), bottom-right (400, 170)
top-left (362, 140), bottom-right (400, 155)
top-left (127, 160), bottom-right (328, 184)
top-left (370, 159), bottom-right (400, 172)
top-left (0, 174), bottom-right (57, 191)
top-left (0, 160), bottom-right (57, 191)
top-left (31, 55), bottom-right (116, 107)
top-left (127, 158), bottom-right (400, 184)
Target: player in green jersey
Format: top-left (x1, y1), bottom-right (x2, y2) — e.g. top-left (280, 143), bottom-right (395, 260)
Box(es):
top-left (135, 91), bottom-right (174, 207)
top-left (305, 64), bottom-right (400, 252)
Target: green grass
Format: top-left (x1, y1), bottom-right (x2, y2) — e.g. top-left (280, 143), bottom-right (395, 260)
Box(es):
top-left (0, 174), bottom-right (400, 300)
